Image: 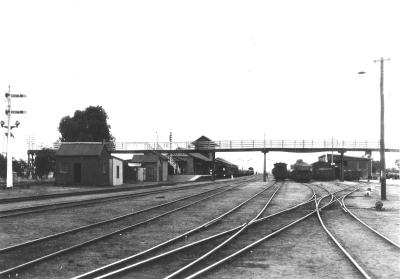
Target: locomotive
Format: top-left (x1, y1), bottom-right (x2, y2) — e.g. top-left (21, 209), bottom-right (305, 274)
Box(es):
top-left (272, 162), bottom-right (288, 180)
top-left (290, 159), bottom-right (312, 182)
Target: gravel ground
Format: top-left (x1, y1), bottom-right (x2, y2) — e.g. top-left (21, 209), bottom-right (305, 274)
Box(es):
top-left (4, 179), bottom-right (264, 278)
top-left (1, 178), bottom-right (398, 279)
top-left (0, 183), bottom-right (232, 248)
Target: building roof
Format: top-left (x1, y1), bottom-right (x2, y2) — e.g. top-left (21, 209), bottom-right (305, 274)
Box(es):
top-left (192, 135), bottom-right (213, 143)
top-left (191, 135), bottom-right (218, 148)
top-left (189, 153), bottom-right (212, 162)
top-left (56, 142), bottom-right (106, 157)
top-left (131, 152), bottom-right (168, 163)
top-left (216, 157), bottom-right (238, 167)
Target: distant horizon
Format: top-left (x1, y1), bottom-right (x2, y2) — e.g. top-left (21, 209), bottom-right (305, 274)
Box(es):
top-left (1, 1), bottom-right (399, 171)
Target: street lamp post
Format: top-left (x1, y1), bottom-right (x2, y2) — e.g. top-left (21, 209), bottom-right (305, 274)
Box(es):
top-left (374, 58), bottom-right (390, 200)
top-left (359, 57), bottom-right (390, 200)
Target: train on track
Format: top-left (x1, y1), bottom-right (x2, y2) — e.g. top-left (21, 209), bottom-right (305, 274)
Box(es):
top-left (272, 159), bottom-right (361, 182)
top-left (272, 163), bottom-right (288, 180)
top-left (215, 166), bottom-right (254, 179)
top-left (312, 161), bottom-right (336, 181)
top-left (289, 159), bottom-right (312, 182)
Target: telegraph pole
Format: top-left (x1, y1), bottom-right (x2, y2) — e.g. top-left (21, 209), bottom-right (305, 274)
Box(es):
top-left (374, 57), bottom-right (390, 200)
top-left (2, 85), bottom-right (27, 188)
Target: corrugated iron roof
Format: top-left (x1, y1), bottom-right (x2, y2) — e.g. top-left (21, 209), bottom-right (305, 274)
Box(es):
top-left (56, 142), bottom-right (106, 156)
top-left (192, 135), bottom-right (213, 143)
top-left (131, 152), bottom-right (168, 163)
top-left (216, 157), bottom-right (237, 167)
top-left (189, 153), bottom-right (212, 162)
top-left (191, 135), bottom-right (219, 147)
top-left (131, 154), bottom-right (156, 163)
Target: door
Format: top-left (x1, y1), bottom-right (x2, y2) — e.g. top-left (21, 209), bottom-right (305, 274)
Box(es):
top-left (74, 163), bottom-right (82, 184)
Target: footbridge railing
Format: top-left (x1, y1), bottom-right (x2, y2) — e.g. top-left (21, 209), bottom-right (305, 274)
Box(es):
top-left (109, 139), bottom-right (393, 152)
top-left (33, 139), bottom-right (398, 153)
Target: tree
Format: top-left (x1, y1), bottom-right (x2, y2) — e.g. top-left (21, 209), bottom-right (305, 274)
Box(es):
top-left (13, 159), bottom-right (28, 177)
top-left (0, 154), bottom-right (5, 178)
top-left (58, 106), bottom-right (114, 142)
top-left (34, 149), bottom-right (56, 179)
top-left (0, 155), bottom-right (28, 178)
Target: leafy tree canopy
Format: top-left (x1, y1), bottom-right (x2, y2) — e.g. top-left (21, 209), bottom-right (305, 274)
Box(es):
top-left (0, 154), bottom-right (28, 178)
top-left (34, 149), bottom-right (56, 178)
top-left (58, 106), bottom-right (114, 142)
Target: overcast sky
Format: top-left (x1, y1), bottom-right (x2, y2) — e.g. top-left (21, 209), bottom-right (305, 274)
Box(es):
top-left (0, 0), bottom-right (399, 171)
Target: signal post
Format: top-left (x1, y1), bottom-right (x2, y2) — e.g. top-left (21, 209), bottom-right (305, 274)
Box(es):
top-left (2, 85), bottom-right (27, 188)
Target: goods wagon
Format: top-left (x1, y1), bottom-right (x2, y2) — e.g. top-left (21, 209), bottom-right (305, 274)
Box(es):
top-left (272, 162), bottom-right (288, 180)
top-left (290, 159), bottom-right (312, 182)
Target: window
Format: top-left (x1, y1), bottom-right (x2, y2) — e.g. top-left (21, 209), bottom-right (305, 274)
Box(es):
top-left (116, 166), bottom-right (120, 179)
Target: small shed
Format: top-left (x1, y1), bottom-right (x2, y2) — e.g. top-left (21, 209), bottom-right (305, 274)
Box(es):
top-left (55, 142), bottom-right (123, 186)
top-left (127, 152), bottom-right (168, 182)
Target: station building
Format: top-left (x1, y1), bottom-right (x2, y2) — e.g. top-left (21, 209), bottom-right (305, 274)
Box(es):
top-left (54, 136), bottom-right (242, 185)
top-left (55, 142), bottom-right (123, 186)
top-left (169, 136), bottom-right (216, 175)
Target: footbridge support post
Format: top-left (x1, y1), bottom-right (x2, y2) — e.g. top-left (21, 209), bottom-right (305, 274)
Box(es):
top-left (340, 151), bottom-right (345, 182)
top-left (263, 150), bottom-right (268, 182)
top-left (212, 152), bottom-right (216, 181)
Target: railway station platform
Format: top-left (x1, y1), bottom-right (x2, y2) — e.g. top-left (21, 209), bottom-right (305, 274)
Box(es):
top-left (0, 175), bottom-right (232, 202)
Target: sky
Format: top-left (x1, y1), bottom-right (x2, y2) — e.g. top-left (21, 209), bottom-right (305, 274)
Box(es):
top-left (0, 0), bottom-right (399, 172)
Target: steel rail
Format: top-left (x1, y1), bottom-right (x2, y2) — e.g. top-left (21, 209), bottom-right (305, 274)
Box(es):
top-left (316, 189), bottom-right (372, 279)
top-left (0, 179), bottom-right (255, 218)
top-left (0, 183), bottom-right (242, 276)
top-left (79, 185), bottom-right (317, 279)
top-left (0, 183), bottom-right (234, 254)
top-left (71, 181), bottom-right (278, 279)
top-left (342, 195), bottom-right (400, 249)
top-left (164, 182), bottom-right (284, 279)
top-left (182, 190), bottom-right (342, 279)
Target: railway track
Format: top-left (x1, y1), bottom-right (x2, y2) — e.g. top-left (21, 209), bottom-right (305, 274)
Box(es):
top-left (316, 186), bottom-right (400, 279)
top-left (169, 185), bottom-right (352, 279)
top-left (70, 180), bottom-right (282, 279)
top-left (0, 178), bottom-right (256, 218)
top-left (0, 178), bottom-right (259, 277)
top-left (4, 179), bottom-right (394, 278)
top-left (69, 181), bottom-right (323, 279)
